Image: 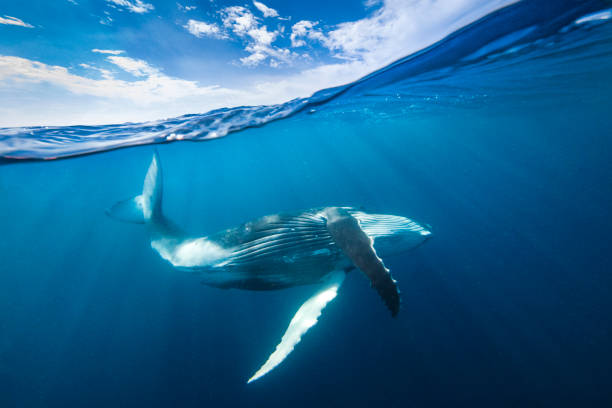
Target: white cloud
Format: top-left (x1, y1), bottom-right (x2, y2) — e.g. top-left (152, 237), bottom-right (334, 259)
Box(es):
top-left (290, 20), bottom-right (325, 47)
top-left (67, 0), bottom-right (79, 5)
top-left (106, 56), bottom-right (159, 77)
top-left (364, 0), bottom-right (381, 7)
top-left (252, 1), bottom-right (279, 18)
top-left (106, 0), bottom-right (154, 14)
top-left (184, 19), bottom-right (225, 39)
top-left (99, 12), bottom-right (113, 25)
top-left (220, 6), bottom-right (291, 67)
top-left (240, 42), bottom-right (292, 66)
top-left (0, 52), bottom-right (320, 126)
top-left (0, 15), bottom-right (33, 28)
top-left (177, 4), bottom-right (197, 12)
top-left (92, 49), bottom-right (125, 55)
top-left (79, 63), bottom-right (114, 80)
top-left (247, 25), bottom-right (278, 46)
top-left (0, 55), bottom-right (227, 102)
top-left (177, 6), bottom-right (289, 66)
top-left (221, 6), bottom-right (259, 35)
top-left (240, 51), bottom-right (267, 66)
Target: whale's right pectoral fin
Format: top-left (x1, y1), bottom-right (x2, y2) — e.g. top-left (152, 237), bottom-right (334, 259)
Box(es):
top-left (247, 270), bottom-right (345, 384)
top-left (325, 207), bottom-right (400, 317)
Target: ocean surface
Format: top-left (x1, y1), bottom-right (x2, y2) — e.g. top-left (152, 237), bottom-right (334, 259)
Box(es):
top-left (1, 0), bottom-right (612, 406)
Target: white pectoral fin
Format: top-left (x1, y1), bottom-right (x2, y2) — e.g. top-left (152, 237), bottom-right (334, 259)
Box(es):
top-left (247, 271), bottom-right (346, 384)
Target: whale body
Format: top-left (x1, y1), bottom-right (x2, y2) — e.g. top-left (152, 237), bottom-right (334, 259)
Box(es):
top-left (108, 152), bottom-right (432, 382)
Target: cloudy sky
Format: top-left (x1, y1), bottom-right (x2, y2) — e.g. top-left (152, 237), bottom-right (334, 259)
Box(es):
top-left (0, 0), bottom-right (515, 126)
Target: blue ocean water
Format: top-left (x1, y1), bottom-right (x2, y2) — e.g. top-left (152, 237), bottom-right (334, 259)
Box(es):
top-left (1, 0), bottom-right (612, 406)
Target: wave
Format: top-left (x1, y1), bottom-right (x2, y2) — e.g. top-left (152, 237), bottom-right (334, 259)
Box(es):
top-left (1, 0), bottom-right (610, 162)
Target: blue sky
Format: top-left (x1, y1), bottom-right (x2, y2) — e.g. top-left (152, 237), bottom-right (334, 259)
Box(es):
top-left (0, 0), bottom-right (514, 126)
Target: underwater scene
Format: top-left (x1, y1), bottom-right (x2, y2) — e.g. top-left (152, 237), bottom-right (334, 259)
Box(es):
top-left (1, 0), bottom-right (612, 406)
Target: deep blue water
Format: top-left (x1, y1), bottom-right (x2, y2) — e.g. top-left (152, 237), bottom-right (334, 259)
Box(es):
top-left (1, 0), bottom-right (612, 406)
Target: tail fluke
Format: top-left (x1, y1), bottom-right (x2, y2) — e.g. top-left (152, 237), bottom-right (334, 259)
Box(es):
top-left (141, 150), bottom-right (163, 221)
top-left (106, 196), bottom-right (146, 224)
top-left (106, 151), bottom-right (163, 224)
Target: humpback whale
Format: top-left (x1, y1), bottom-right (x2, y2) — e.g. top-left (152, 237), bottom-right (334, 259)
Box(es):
top-left (107, 152), bottom-right (432, 383)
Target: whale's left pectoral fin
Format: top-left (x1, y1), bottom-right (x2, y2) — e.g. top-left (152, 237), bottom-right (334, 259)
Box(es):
top-left (247, 271), bottom-right (345, 384)
top-left (325, 207), bottom-right (400, 317)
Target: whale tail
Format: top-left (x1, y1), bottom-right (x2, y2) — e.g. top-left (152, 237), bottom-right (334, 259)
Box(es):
top-left (106, 151), bottom-right (164, 225)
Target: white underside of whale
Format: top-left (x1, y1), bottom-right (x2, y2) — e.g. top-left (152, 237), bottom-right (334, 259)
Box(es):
top-left (151, 237), bottom-right (230, 268)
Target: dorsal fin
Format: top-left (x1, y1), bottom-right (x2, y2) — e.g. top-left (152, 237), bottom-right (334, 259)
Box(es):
top-left (324, 207), bottom-right (400, 316)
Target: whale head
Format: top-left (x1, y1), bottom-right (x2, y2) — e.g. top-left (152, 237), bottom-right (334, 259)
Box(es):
top-left (348, 210), bottom-right (432, 257)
